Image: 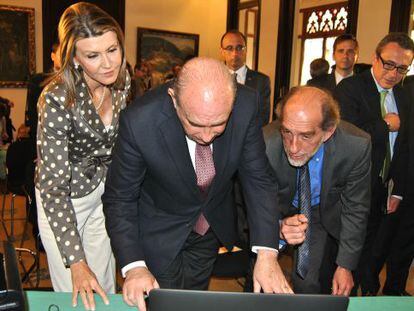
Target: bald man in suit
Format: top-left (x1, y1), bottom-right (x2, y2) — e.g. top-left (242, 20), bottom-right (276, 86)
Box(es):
top-left (103, 58), bottom-right (291, 311)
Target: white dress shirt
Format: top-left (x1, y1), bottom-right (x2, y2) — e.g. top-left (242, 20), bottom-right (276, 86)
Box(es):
top-left (334, 70), bottom-right (353, 85)
top-left (231, 65), bottom-right (248, 84)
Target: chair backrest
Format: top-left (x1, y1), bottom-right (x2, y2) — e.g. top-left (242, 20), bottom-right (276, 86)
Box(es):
top-left (6, 139), bottom-right (34, 187)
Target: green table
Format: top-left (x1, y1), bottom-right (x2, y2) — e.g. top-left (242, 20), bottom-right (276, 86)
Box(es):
top-left (26, 291), bottom-right (414, 311)
top-left (26, 291), bottom-right (136, 310)
top-left (348, 297), bottom-right (414, 311)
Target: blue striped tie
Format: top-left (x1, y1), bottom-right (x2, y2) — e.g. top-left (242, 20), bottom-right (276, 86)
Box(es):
top-left (296, 164), bottom-right (311, 279)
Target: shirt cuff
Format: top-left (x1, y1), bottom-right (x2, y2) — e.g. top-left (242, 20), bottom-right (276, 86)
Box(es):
top-left (251, 246), bottom-right (279, 255)
top-left (121, 260), bottom-right (147, 278)
top-left (391, 195), bottom-right (402, 200)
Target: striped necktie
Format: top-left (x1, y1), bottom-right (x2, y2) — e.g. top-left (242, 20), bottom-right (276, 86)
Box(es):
top-left (296, 164), bottom-right (311, 279)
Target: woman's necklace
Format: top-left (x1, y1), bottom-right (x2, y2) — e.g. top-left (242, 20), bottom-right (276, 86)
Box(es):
top-left (94, 87), bottom-right (106, 111)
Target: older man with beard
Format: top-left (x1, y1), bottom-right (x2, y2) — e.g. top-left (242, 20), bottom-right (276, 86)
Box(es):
top-left (263, 86), bottom-right (371, 295)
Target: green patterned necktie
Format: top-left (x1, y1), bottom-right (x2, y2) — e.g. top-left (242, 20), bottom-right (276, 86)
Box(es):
top-left (379, 90), bottom-right (391, 183)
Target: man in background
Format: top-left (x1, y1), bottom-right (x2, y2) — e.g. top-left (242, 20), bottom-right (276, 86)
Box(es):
top-left (308, 58), bottom-right (330, 80)
top-left (377, 75), bottom-right (414, 296)
top-left (220, 30), bottom-right (271, 126)
top-left (308, 34), bottom-right (359, 92)
top-left (335, 32), bottom-right (413, 295)
top-left (220, 31), bottom-right (273, 279)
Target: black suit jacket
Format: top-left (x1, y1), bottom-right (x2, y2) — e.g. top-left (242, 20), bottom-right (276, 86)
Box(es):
top-left (403, 75), bottom-right (414, 201)
top-left (103, 84), bottom-right (279, 275)
top-left (26, 73), bottom-right (49, 138)
top-left (245, 68), bottom-right (271, 126)
top-left (263, 121), bottom-right (371, 270)
top-left (307, 73), bottom-right (336, 93)
top-left (334, 69), bottom-right (409, 196)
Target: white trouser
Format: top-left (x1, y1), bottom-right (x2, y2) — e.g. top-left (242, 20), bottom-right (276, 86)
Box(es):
top-left (36, 182), bottom-right (115, 293)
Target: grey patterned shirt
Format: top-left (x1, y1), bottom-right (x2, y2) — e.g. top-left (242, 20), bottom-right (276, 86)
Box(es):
top-left (35, 73), bottom-right (130, 266)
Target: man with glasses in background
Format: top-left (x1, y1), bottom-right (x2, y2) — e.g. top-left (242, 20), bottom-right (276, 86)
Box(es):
top-left (219, 30), bottom-right (271, 292)
top-left (220, 30), bottom-right (271, 127)
top-left (335, 32), bottom-right (414, 296)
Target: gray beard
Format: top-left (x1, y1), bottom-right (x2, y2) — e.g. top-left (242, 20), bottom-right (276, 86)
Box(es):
top-left (285, 137), bottom-right (324, 167)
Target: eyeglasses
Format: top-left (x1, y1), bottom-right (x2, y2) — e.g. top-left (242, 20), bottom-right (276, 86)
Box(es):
top-left (222, 45), bottom-right (246, 52)
top-left (378, 55), bottom-right (410, 75)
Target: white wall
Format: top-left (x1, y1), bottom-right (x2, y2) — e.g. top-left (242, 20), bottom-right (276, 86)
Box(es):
top-left (258, 0), bottom-right (279, 120)
top-left (124, 0), bottom-right (227, 66)
top-left (356, 0), bottom-right (392, 63)
top-left (0, 0), bottom-right (42, 134)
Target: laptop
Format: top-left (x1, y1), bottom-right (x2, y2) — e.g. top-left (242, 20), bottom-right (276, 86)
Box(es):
top-left (148, 289), bottom-right (349, 311)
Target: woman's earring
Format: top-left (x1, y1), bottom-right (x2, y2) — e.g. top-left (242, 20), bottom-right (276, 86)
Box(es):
top-left (74, 62), bottom-right (79, 70)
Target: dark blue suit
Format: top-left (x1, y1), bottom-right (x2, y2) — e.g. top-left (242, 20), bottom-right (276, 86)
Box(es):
top-left (103, 84), bottom-right (279, 284)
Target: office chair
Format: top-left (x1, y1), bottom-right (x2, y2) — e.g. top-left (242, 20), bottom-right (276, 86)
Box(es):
top-left (0, 139), bottom-right (39, 287)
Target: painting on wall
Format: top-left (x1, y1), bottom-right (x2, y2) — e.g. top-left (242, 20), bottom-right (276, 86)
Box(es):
top-left (0, 5), bottom-right (36, 88)
top-left (136, 28), bottom-right (199, 88)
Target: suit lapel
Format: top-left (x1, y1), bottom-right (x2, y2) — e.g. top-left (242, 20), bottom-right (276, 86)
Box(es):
top-left (245, 68), bottom-right (255, 88)
top-left (320, 132), bottom-right (336, 209)
top-left (159, 99), bottom-right (200, 199)
top-left (329, 73), bottom-right (336, 90)
top-left (391, 86), bottom-right (406, 155)
top-left (363, 71), bottom-right (382, 118)
top-left (277, 146), bottom-right (297, 202)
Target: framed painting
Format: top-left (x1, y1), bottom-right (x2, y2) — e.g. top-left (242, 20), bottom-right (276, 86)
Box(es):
top-left (136, 28), bottom-right (199, 87)
top-left (0, 5), bottom-right (36, 88)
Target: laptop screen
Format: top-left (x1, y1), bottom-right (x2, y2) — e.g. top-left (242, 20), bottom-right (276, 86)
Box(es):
top-left (149, 289), bottom-right (349, 311)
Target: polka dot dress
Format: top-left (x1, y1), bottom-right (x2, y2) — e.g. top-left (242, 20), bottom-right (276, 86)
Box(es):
top-left (35, 73), bottom-right (130, 266)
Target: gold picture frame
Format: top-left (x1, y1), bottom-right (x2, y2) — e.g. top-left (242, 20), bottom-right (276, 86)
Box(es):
top-left (0, 5), bottom-right (36, 88)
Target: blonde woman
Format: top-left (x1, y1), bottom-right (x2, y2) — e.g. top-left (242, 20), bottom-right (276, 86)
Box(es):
top-left (35, 2), bottom-right (129, 309)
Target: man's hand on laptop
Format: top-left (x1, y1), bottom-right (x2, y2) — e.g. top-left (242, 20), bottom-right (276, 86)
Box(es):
top-left (253, 249), bottom-right (293, 294)
top-left (280, 214), bottom-right (308, 245)
top-left (332, 266), bottom-right (353, 296)
top-left (123, 267), bottom-right (160, 311)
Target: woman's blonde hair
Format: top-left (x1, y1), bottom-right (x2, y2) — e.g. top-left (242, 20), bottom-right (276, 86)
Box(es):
top-left (55, 2), bottom-right (126, 105)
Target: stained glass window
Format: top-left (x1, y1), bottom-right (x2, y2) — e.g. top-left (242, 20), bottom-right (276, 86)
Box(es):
top-left (299, 2), bottom-right (349, 85)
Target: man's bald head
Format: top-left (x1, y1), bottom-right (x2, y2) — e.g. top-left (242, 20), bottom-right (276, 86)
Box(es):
top-left (172, 57), bottom-right (236, 107)
top-left (168, 57), bottom-right (236, 145)
top-left (277, 86), bottom-right (339, 167)
top-left (277, 86), bottom-right (340, 131)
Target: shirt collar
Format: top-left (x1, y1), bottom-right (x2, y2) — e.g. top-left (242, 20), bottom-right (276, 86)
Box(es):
top-left (230, 65), bottom-right (247, 82)
top-left (370, 68), bottom-right (394, 94)
top-left (309, 143), bottom-right (324, 164)
top-left (334, 70), bottom-right (353, 84)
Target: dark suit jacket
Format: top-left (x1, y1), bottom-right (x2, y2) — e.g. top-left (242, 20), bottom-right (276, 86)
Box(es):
top-left (307, 72), bottom-right (336, 93)
top-left (245, 68), bottom-right (271, 127)
top-left (403, 75), bottom-right (414, 201)
top-left (26, 73), bottom-right (49, 138)
top-left (334, 69), bottom-right (409, 196)
top-left (263, 121), bottom-right (371, 270)
top-left (103, 84), bottom-right (279, 275)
